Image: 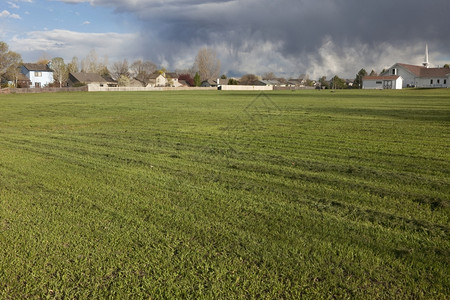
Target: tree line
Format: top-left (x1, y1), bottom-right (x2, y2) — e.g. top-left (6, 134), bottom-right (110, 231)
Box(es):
top-left (0, 42), bottom-right (223, 88)
top-left (4, 40), bottom-right (447, 89)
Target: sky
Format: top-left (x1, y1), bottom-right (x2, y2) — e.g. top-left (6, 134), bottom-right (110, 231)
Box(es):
top-left (1, 0), bottom-right (449, 79)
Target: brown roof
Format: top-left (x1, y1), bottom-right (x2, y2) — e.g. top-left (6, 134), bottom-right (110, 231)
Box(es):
top-left (363, 75), bottom-right (401, 80)
top-left (396, 63), bottom-right (450, 77)
top-left (22, 63), bottom-right (52, 72)
top-left (70, 72), bottom-right (110, 83)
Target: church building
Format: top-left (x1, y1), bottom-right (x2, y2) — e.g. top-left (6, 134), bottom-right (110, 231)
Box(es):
top-left (363, 45), bottom-right (450, 89)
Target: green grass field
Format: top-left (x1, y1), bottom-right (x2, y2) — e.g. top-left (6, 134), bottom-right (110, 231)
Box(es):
top-left (0, 89), bottom-right (449, 298)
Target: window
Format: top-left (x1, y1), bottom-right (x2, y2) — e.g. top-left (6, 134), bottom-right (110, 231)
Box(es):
top-left (430, 79), bottom-right (433, 84)
top-left (35, 71), bottom-right (42, 77)
top-left (392, 68), bottom-right (397, 75)
top-left (437, 79), bottom-right (440, 84)
top-left (35, 82), bottom-right (41, 88)
top-left (444, 79), bottom-right (447, 84)
top-left (383, 80), bottom-right (393, 89)
top-left (376, 81), bottom-right (382, 84)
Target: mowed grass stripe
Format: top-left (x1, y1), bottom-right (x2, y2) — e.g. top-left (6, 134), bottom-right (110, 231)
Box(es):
top-left (4, 125), bottom-right (446, 230)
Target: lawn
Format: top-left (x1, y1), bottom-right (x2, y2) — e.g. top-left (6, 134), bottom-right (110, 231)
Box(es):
top-left (0, 89), bottom-right (449, 298)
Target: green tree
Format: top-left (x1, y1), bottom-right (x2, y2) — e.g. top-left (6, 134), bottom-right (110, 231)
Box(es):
top-left (228, 78), bottom-right (239, 85)
top-left (194, 72), bottom-right (201, 87)
top-left (0, 41), bottom-right (23, 84)
top-left (331, 75), bottom-right (347, 89)
top-left (4, 52), bottom-right (22, 87)
top-left (443, 64), bottom-right (449, 69)
top-left (353, 68), bottom-right (368, 89)
top-left (319, 76), bottom-right (329, 89)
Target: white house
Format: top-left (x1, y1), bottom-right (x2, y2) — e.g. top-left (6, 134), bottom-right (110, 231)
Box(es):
top-left (362, 75), bottom-right (403, 90)
top-left (147, 72), bottom-right (167, 87)
top-left (20, 63), bottom-right (54, 88)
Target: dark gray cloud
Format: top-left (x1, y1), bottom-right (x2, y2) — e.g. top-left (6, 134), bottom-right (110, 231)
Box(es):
top-left (59, 0), bottom-right (450, 77)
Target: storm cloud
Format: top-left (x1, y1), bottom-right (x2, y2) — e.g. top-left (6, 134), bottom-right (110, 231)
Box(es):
top-left (28, 0), bottom-right (450, 77)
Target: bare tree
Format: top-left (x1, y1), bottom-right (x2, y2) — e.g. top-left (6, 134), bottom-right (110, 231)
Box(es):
top-left (111, 59), bottom-right (130, 80)
top-left (193, 48), bottom-right (221, 81)
top-left (51, 57), bottom-right (68, 88)
top-left (240, 74), bottom-right (259, 85)
top-left (118, 74), bottom-right (130, 87)
top-left (130, 60), bottom-right (157, 83)
top-left (67, 56), bottom-right (79, 74)
top-left (36, 53), bottom-right (51, 65)
top-left (262, 72), bottom-right (276, 80)
top-left (81, 49), bottom-right (108, 74)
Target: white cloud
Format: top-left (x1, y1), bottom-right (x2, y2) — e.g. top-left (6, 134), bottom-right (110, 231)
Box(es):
top-left (82, 21), bottom-right (90, 25)
top-left (0, 10), bottom-right (21, 19)
top-left (9, 29), bottom-right (140, 62)
top-left (8, 2), bottom-right (20, 9)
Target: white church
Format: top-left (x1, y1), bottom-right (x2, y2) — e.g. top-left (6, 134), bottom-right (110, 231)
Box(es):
top-left (363, 45), bottom-right (450, 89)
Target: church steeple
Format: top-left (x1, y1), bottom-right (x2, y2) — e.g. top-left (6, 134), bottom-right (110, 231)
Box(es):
top-left (423, 44), bottom-right (430, 68)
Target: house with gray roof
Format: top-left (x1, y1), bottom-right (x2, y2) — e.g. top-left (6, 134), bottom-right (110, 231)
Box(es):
top-left (362, 75), bottom-right (403, 89)
top-left (20, 63), bottom-right (54, 88)
top-left (68, 72), bottom-right (117, 87)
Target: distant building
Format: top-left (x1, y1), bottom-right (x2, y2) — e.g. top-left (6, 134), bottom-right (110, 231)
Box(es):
top-left (201, 79), bottom-right (218, 87)
top-left (362, 75), bottom-right (403, 90)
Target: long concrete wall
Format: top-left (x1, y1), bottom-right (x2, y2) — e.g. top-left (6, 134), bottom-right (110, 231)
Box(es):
top-left (87, 85), bottom-right (217, 92)
top-left (1, 86), bottom-right (88, 94)
top-left (219, 85), bottom-right (273, 91)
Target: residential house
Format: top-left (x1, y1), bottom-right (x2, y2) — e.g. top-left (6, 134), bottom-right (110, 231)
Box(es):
top-left (20, 63), bottom-right (54, 88)
top-left (128, 78), bottom-right (147, 87)
top-left (362, 75), bottom-right (403, 90)
top-left (4, 72), bottom-right (31, 88)
top-left (253, 79), bottom-right (282, 86)
top-left (147, 72), bottom-right (166, 87)
top-left (177, 80), bottom-right (190, 87)
top-left (201, 79), bottom-right (218, 87)
top-left (287, 78), bottom-right (307, 87)
top-left (68, 72), bottom-right (117, 88)
top-left (165, 72), bottom-right (180, 87)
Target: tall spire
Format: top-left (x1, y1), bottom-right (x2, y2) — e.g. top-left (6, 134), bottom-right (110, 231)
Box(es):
top-left (423, 44), bottom-right (430, 68)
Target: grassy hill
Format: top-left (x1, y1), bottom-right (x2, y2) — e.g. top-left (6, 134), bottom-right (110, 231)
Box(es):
top-left (0, 89), bottom-right (448, 298)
